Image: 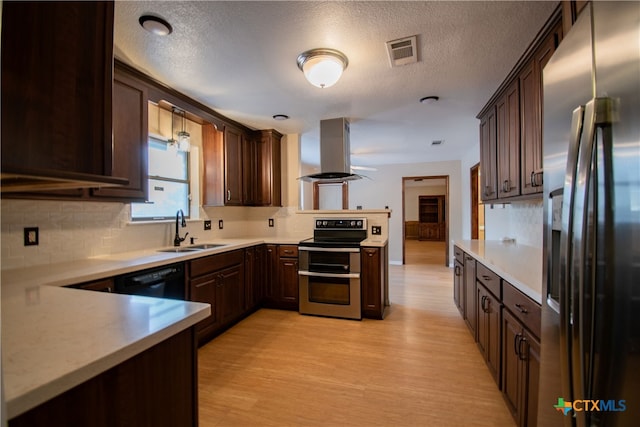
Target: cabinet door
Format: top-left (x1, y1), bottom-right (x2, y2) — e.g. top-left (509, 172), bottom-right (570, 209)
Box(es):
top-left (75, 278), bottom-right (115, 293)
top-left (219, 264), bottom-right (245, 326)
top-left (479, 107), bottom-right (498, 201)
top-left (1, 1), bottom-right (114, 180)
top-left (224, 126), bottom-right (244, 205)
top-left (263, 245), bottom-right (278, 304)
top-left (244, 247), bottom-right (256, 311)
top-left (523, 329), bottom-right (540, 427)
top-left (519, 59), bottom-right (542, 196)
top-left (454, 259), bottom-right (463, 315)
top-left (242, 136), bottom-right (258, 205)
top-left (361, 247), bottom-right (383, 319)
top-left (278, 257), bottom-right (299, 307)
top-left (255, 130), bottom-right (282, 206)
top-left (463, 255), bottom-right (477, 338)
top-left (92, 70), bottom-right (148, 200)
top-left (477, 283), bottom-right (501, 386)
top-left (190, 273), bottom-right (219, 334)
top-left (254, 245), bottom-right (266, 304)
top-left (502, 308), bottom-right (522, 422)
top-left (496, 80), bottom-right (521, 198)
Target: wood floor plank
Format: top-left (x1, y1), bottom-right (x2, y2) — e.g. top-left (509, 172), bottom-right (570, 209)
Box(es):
top-left (198, 259), bottom-right (514, 427)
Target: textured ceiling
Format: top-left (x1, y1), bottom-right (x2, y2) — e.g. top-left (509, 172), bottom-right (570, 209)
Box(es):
top-left (114, 1), bottom-right (559, 169)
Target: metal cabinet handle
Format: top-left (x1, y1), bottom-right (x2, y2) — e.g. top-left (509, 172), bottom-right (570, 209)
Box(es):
top-left (514, 303), bottom-right (529, 314)
top-left (227, 190), bottom-right (231, 201)
top-left (482, 275), bottom-right (492, 281)
top-left (514, 334), bottom-right (520, 358)
top-left (454, 265), bottom-right (461, 276)
top-left (518, 336), bottom-right (528, 361)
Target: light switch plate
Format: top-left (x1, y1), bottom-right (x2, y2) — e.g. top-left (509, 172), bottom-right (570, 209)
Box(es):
top-left (204, 220), bottom-right (212, 230)
top-left (371, 225), bottom-right (382, 235)
top-left (268, 218), bottom-right (274, 227)
top-left (218, 219), bottom-right (224, 229)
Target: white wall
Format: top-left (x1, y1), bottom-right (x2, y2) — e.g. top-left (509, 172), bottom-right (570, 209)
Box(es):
top-left (348, 160), bottom-right (462, 264)
top-left (460, 143), bottom-right (480, 240)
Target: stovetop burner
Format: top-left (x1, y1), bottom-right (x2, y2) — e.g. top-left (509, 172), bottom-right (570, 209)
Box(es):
top-left (299, 218), bottom-right (368, 248)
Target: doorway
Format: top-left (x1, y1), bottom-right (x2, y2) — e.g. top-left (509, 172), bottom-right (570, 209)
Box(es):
top-left (402, 175), bottom-right (449, 266)
top-left (470, 164), bottom-right (484, 240)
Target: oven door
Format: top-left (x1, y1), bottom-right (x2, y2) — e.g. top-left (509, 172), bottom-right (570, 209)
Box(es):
top-left (298, 247), bottom-right (361, 320)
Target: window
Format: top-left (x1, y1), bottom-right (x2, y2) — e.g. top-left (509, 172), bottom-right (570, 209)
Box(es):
top-left (131, 137), bottom-right (190, 220)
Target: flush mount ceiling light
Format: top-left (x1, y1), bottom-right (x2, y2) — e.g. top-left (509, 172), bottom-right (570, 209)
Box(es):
top-left (139, 15), bottom-right (173, 36)
top-left (419, 95), bottom-right (439, 104)
top-left (273, 114), bottom-right (290, 121)
top-left (297, 48), bottom-right (348, 89)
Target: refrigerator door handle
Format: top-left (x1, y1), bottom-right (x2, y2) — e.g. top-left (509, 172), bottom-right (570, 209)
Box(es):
top-left (559, 104), bottom-right (586, 413)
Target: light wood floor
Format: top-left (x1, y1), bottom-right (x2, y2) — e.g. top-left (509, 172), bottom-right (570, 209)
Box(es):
top-left (197, 259), bottom-right (515, 427)
top-left (404, 239), bottom-right (447, 265)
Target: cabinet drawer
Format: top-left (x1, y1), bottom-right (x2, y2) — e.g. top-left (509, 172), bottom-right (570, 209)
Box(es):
top-left (190, 249), bottom-right (244, 278)
top-left (476, 263), bottom-right (501, 299)
top-left (278, 245), bottom-right (298, 258)
top-left (503, 280), bottom-right (541, 338)
top-left (454, 245), bottom-right (464, 264)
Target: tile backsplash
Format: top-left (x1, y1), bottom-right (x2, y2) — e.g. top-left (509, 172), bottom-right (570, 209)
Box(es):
top-left (484, 200), bottom-right (543, 248)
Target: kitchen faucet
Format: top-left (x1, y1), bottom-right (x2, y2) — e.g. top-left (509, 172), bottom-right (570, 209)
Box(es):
top-left (174, 209), bottom-right (189, 246)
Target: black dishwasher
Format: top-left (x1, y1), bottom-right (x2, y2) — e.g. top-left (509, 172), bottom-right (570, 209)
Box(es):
top-left (114, 263), bottom-right (186, 300)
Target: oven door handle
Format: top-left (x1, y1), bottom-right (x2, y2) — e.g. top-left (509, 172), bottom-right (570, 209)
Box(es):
top-left (298, 246), bottom-right (360, 253)
top-left (298, 270), bottom-right (360, 279)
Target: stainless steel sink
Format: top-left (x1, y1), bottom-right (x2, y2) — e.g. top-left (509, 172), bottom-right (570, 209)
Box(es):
top-left (157, 247), bottom-right (203, 253)
top-left (188, 243), bottom-right (226, 250)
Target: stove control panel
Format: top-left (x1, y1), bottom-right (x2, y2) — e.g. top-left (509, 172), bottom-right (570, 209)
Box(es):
top-left (314, 218), bottom-right (367, 230)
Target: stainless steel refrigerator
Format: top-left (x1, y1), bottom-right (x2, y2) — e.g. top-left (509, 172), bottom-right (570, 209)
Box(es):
top-left (539, 2), bottom-right (640, 426)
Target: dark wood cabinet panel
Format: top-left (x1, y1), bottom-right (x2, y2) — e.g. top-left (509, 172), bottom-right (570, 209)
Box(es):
top-left (520, 21), bottom-right (562, 196)
top-left (479, 107), bottom-right (498, 202)
top-left (463, 254), bottom-right (477, 338)
top-left (418, 195), bottom-right (445, 241)
top-left (496, 80), bottom-right (521, 198)
top-left (477, 282), bottom-right (502, 387)
top-left (9, 328), bottom-right (197, 427)
top-left (72, 278), bottom-right (115, 293)
top-left (502, 308), bottom-right (541, 427)
top-left (224, 125), bottom-right (244, 205)
top-left (1, 1), bottom-right (121, 187)
top-left (361, 245), bottom-right (387, 319)
top-left (92, 69), bottom-right (148, 201)
top-left (188, 250), bottom-right (245, 344)
top-left (255, 130), bottom-right (282, 206)
top-left (264, 244), bottom-right (298, 310)
top-left (278, 258), bottom-right (299, 307)
top-left (453, 259), bottom-right (464, 316)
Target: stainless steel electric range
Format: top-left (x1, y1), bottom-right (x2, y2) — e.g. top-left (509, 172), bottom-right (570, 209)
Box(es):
top-left (298, 218), bottom-right (367, 320)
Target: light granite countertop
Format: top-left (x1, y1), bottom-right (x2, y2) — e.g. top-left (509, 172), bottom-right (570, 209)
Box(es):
top-left (453, 240), bottom-right (543, 304)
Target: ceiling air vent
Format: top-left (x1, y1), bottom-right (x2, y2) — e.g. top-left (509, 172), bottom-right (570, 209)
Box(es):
top-left (386, 35), bottom-right (418, 67)
top-left (431, 140), bottom-right (444, 146)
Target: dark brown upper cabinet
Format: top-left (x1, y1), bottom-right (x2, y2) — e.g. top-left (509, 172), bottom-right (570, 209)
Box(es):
top-left (477, 6), bottom-right (562, 202)
top-left (1, 1), bottom-right (128, 192)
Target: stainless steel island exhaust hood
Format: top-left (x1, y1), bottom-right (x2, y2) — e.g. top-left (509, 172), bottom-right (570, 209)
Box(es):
top-left (299, 117), bottom-right (363, 182)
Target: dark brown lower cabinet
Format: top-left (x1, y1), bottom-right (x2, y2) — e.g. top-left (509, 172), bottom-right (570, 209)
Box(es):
top-left (264, 245), bottom-right (299, 310)
top-left (9, 327), bottom-right (198, 427)
top-left (361, 244), bottom-right (388, 319)
top-left (463, 254), bottom-right (476, 337)
top-left (453, 258), bottom-right (464, 315)
top-left (244, 245), bottom-right (265, 312)
top-left (502, 308), bottom-right (541, 427)
top-left (189, 250), bottom-right (245, 345)
top-left (476, 282), bottom-right (502, 387)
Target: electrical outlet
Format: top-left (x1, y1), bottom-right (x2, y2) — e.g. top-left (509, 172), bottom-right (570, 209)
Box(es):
top-left (24, 227), bottom-right (39, 246)
top-left (371, 225), bottom-right (382, 235)
top-left (218, 219), bottom-right (224, 229)
top-left (268, 218), bottom-right (274, 227)
top-left (204, 220), bottom-right (212, 230)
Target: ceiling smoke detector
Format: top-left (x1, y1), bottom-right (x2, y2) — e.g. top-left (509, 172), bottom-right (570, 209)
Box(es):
top-left (386, 35), bottom-right (418, 67)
